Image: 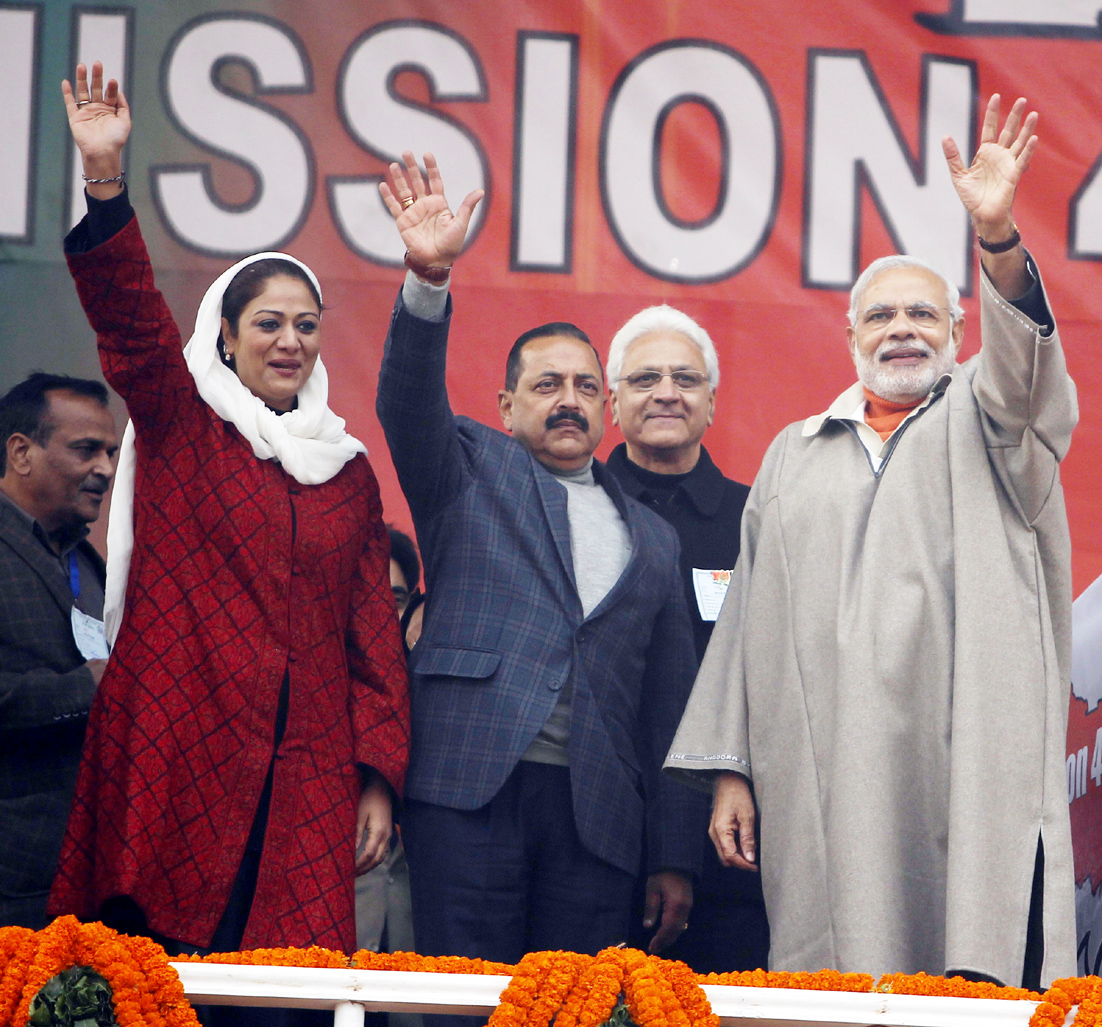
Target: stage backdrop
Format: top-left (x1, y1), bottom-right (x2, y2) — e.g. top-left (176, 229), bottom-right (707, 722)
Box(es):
top-left (3, 0), bottom-right (1102, 970)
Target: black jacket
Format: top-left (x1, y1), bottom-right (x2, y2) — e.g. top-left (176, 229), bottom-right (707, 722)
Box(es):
top-left (605, 444), bottom-right (750, 662)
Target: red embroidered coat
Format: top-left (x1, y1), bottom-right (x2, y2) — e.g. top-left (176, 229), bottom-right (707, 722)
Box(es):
top-left (48, 217), bottom-right (409, 951)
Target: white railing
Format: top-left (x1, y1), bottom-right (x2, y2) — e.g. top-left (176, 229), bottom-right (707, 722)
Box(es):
top-left (171, 962), bottom-right (1043, 1027)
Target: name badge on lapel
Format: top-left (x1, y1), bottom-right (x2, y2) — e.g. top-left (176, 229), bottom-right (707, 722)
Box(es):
top-left (72, 607), bottom-right (110, 660)
top-left (692, 568), bottom-right (732, 622)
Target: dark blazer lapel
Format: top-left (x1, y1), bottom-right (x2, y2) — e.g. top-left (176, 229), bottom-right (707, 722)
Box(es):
top-left (0, 500), bottom-right (76, 616)
top-left (526, 449), bottom-right (579, 595)
top-left (585, 461), bottom-right (645, 618)
top-left (77, 539), bottom-right (107, 586)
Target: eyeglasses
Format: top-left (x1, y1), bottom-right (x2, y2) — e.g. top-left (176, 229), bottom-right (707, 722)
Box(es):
top-left (857, 305), bottom-right (948, 329)
top-left (617, 370), bottom-right (710, 391)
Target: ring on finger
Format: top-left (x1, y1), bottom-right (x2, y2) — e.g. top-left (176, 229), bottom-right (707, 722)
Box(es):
top-left (75, 99), bottom-right (91, 108)
top-left (401, 197), bottom-right (415, 210)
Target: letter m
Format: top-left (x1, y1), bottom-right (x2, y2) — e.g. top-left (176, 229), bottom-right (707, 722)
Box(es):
top-left (803, 52), bottom-right (976, 292)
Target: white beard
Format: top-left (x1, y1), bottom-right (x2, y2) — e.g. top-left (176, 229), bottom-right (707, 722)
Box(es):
top-left (855, 339), bottom-right (957, 402)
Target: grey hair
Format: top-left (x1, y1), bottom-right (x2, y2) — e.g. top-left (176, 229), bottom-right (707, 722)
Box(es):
top-left (606, 305), bottom-right (720, 390)
top-left (848, 255), bottom-right (964, 327)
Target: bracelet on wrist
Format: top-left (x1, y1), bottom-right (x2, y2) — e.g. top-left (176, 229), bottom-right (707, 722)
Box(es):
top-left (404, 250), bottom-right (451, 284)
top-left (82, 172), bottom-right (125, 184)
top-left (977, 226), bottom-right (1020, 253)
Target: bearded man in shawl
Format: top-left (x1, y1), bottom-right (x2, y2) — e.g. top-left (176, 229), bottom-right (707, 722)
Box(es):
top-left (47, 62), bottom-right (409, 955)
top-left (665, 94), bottom-right (1077, 988)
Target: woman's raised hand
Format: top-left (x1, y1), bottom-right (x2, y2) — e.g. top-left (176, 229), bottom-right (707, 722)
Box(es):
top-left (380, 152), bottom-right (484, 274)
top-left (61, 61), bottom-right (130, 198)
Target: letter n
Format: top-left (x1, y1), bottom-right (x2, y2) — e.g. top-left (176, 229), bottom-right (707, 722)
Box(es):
top-left (803, 51), bottom-right (975, 292)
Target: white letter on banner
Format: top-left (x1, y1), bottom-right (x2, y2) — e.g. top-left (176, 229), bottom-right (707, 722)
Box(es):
top-left (68, 10), bottom-right (131, 230)
top-left (330, 22), bottom-right (488, 265)
top-left (512, 32), bottom-right (577, 272)
top-left (152, 15), bottom-right (313, 257)
top-left (960, 0), bottom-right (1101, 27)
top-left (1069, 154), bottom-right (1102, 258)
top-left (601, 41), bottom-right (780, 283)
top-left (0, 5), bottom-right (38, 241)
top-left (804, 53), bottom-right (974, 291)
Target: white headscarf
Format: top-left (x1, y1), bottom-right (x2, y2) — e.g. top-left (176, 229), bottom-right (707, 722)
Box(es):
top-left (104, 251), bottom-right (367, 644)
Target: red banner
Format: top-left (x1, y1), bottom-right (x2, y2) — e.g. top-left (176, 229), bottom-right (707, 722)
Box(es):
top-left (4, 0), bottom-right (1102, 591)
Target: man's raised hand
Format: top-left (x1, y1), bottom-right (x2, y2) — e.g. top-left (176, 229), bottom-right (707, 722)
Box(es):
top-left (380, 152), bottom-right (484, 272)
top-left (942, 93), bottom-right (1037, 241)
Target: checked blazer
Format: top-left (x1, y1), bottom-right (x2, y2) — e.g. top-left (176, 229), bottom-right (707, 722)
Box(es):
top-left (377, 292), bottom-right (701, 877)
top-left (0, 496), bottom-right (104, 927)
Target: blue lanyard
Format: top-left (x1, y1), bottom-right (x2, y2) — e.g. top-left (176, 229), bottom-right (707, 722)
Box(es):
top-left (68, 551), bottom-right (81, 600)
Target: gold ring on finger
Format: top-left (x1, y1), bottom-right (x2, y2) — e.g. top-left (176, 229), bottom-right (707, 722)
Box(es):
top-left (401, 197), bottom-right (415, 210)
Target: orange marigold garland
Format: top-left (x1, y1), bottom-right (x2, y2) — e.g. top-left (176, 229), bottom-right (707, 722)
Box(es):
top-left (1073, 977), bottom-right (1102, 1027)
top-left (181, 946), bottom-right (349, 969)
top-left (14, 914), bottom-right (81, 1027)
top-left (555, 948), bottom-right (628, 1027)
top-left (0, 917), bottom-right (199, 1027)
top-left (15, 918), bottom-right (1102, 1027)
top-left (79, 927), bottom-right (197, 1027)
top-left (485, 951), bottom-right (560, 1027)
top-left (701, 968), bottom-right (874, 993)
top-left (83, 933), bottom-right (141, 1027)
top-left (1035, 976), bottom-right (1102, 1027)
top-left (350, 950), bottom-right (515, 976)
top-left (0, 928), bottom-right (38, 1027)
top-left (522, 952), bottom-right (586, 1027)
top-left (879, 972), bottom-right (1041, 1001)
top-left (662, 958), bottom-right (719, 1027)
top-left (1040, 979), bottom-right (1078, 1027)
top-left (623, 950), bottom-right (691, 1027)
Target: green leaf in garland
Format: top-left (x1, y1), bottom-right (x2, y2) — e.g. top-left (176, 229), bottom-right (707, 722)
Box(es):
top-left (599, 999), bottom-right (640, 1027)
top-left (29, 966), bottom-right (118, 1027)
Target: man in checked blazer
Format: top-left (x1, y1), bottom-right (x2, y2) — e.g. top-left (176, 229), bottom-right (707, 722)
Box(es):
top-left (376, 154), bottom-right (702, 971)
top-left (0, 373), bottom-right (117, 927)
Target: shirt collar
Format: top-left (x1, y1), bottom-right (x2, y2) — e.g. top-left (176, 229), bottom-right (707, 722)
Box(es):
top-left (801, 373), bottom-right (953, 439)
top-left (607, 442), bottom-right (726, 517)
top-left (0, 488), bottom-right (89, 557)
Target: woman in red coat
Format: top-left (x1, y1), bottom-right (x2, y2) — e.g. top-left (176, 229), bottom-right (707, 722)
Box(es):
top-left (48, 63), bottom-right (410, 955)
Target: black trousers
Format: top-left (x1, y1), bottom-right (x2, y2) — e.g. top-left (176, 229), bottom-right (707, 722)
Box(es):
top-left (403, 762), bottom-right (635, 962)
top-left (629, 838), bottom-right (769, 973)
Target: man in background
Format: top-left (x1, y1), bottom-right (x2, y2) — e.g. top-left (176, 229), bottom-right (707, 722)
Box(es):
top-left (387, 526), bottom-right (425, 653)
top-left (604, 306), bottom-right (767, 972)
top-left (387, 526), bottom-right (420, 617)
top-left (0, 372), bottom-right (117, 927)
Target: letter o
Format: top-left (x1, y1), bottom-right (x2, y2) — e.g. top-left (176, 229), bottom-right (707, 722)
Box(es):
top-left (600, 41), bottom-right (780, 283)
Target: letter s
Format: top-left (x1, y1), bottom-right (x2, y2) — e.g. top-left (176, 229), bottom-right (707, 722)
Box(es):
top-left (328, 21), bottom-right (489, 266)
top-left (151, 14), bottom-right (313, 257)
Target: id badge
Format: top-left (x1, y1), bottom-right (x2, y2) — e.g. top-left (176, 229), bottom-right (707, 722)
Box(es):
top-left (692, 568), bottom-right (732, 622)
top-left (71, 606), bottom-right (110, 660)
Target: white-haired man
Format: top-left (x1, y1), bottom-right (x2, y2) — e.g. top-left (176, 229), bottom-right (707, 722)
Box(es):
top-left (603, 306), bottom-right (766, 971)
top-left (666, 94), bottom-right (1077, 987)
